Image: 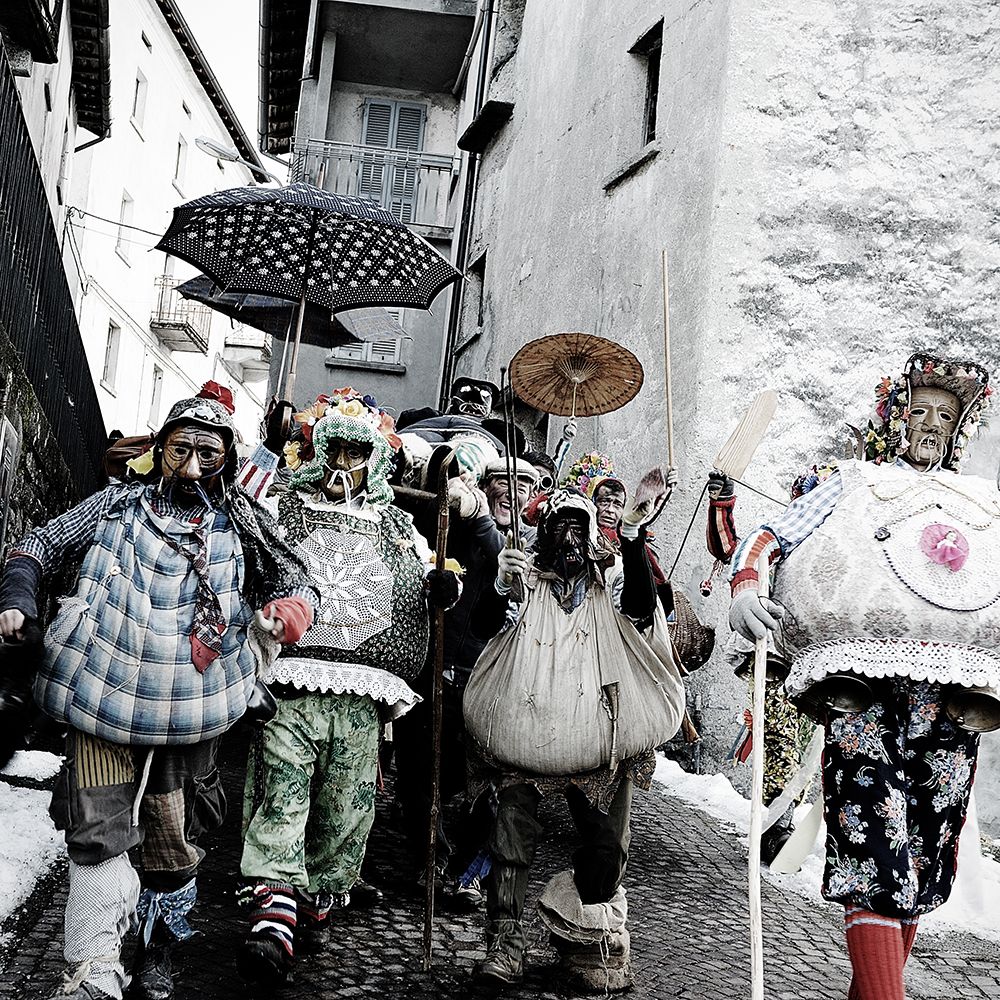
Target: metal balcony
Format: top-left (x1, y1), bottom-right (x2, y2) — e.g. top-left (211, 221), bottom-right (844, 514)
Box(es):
top-left (291, 139), bottom-right (458, 233)
top-left (223, 327), bottom-right (272, 383)
top-left (150, 275), bottom-right (211, 354)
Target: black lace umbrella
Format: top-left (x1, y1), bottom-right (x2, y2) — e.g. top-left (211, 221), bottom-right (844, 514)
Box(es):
top-left (175, 274), bottom-right (407, 349)
top-left (156, 183), bottom-right (461, 397)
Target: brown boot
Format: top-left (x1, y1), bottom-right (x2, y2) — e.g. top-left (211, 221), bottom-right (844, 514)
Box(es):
top-left (473, 918), bottom-right (524, 987)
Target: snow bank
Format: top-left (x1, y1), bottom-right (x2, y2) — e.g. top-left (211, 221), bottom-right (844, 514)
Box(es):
top-left (1, 750), bottom-right (62, 782)
top-left (0, 781), bottom-right (64, 928)
top-left (654, 757), bottom-right (1000, 942)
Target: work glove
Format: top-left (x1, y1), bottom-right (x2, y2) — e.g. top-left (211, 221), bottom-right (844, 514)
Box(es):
top-left (497, 535), bottom-right (529, 591)
top-left (263, 398), bottom-right (295, 456)
top-left (447, 476), bottom-right (488, 519)
top-left (729, 591), bottom-right (785, 642)
top-left (425, 568), bottom-right (462, 610)
top-left (707, 470), bottom-right (735, 500)
top-left (622, 466), bottom-right (678, 535)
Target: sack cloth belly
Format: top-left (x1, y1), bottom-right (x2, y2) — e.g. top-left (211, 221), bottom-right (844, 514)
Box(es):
top-left (35, 497), bottom-right (255, 746)
top-left (463, 577), bottom-right (684, 776)
top-left (774, 459), bottom-right (1000, 696)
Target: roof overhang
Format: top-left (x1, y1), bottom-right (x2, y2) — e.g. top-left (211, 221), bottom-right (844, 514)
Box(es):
top-left (155, 0), bottom-right (267, 180)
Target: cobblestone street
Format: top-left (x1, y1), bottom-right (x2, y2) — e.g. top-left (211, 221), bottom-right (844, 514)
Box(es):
top-left (2, 732), bottom-right (998, 1000)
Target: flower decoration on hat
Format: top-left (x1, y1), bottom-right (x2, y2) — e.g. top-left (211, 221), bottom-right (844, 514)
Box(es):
top-left (862, 352), bottom-right (991, 472)
top-left (287, 387), bottom-right (401, 505)
top-left (560, 451), bottom-right (624, 498)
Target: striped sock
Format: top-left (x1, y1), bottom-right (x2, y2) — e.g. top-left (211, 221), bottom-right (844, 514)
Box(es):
top-left (901, 917), bottom-right (919, 962)
top-left (844, 906), bottom-right (904, 1000)
top-left (247, 884), bottom-right (297, 956)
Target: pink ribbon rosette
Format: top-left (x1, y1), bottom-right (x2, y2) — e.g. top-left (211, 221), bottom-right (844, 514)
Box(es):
top-left (919, 523), bottom-right (969, 573)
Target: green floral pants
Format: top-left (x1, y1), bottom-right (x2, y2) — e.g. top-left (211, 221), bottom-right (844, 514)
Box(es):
top-left (240, 690), bottom-right (380, 893)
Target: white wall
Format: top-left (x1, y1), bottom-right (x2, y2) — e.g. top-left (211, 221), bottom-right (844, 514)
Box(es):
top-left (13, 9), bottom-right (79, 226)
top-left (66, 0), bottom-right (267, 446)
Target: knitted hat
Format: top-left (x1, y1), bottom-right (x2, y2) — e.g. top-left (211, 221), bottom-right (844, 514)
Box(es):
top-left (864, 352), bottom-right (991, 471)
top-left (157, 396), bottom-right (236, 450)
top-left (286, 388), bottom-right (401, 505)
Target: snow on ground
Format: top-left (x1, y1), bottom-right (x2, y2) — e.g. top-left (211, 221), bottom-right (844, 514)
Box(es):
top-left (654, 756), bottom-right (1000, 943)
top-left (0, 752), bottom-right (65, 932)
top-left (1, 750), bottom-right (62, 782)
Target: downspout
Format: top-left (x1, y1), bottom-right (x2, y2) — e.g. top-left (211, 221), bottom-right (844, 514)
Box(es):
top-left (439, 0), bottom-right (496, 408)
top-left (258, 0), bottom-right (273, 153)
top-left (452, 0), bottom-right (487, 98)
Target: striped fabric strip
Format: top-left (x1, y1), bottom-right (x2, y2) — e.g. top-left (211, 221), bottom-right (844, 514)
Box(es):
top-left (730, 530), bottom-right (781, 594)
top-left (238, 444), bottom-right (279, 502)
top-left (74, 731), bottom-right (135, 789)
top-left (706, 495), bottom-right (739, 563)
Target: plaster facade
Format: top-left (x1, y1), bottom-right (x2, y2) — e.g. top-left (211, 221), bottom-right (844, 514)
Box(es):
top-left (456, 0), bottom-right (1000, 819)
top-left (65, 0), bottom-right (267, 445)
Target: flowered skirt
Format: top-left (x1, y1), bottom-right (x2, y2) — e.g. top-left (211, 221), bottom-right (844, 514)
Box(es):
top-left (821, 678), bottom-right (978, 918)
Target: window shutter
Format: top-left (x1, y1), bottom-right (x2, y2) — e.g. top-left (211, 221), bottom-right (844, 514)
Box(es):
top-left (388, 104), bottom-right (425, 223)
top-left (370, 338), bottom-right (401, 364)
top-left (359, 101), bottom-right (393, 203)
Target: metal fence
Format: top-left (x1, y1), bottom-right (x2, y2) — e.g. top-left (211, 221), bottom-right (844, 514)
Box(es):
top-left (291, 139), bottom-right (458, 229)
top-left (0, 59), bottom-right (106, 495)
top-left (151, 275), bottom-right (212, 353)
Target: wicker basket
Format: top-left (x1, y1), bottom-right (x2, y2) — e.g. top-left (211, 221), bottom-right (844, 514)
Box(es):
top-left (667, 585), bottom-right (715, 673)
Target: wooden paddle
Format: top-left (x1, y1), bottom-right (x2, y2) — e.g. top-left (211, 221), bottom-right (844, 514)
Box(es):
top-left (714, 390), bottom-right (778, 480)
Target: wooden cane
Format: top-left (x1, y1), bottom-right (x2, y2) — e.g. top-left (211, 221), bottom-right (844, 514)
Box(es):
top-left (422, 450), bottom-right (455, 970)
top-left (748, 551), bottom-right (769, 1000)
top-left (661, 250), bottom-right (675, 470)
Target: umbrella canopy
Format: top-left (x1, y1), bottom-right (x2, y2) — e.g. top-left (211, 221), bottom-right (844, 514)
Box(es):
top-left (509, 332), bottom-right (644, 417)
top-left (175, 274), bottom-right (407, 349)
top-left (156, 183), bottom-right (461, 314)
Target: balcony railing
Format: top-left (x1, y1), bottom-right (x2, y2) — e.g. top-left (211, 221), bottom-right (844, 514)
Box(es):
top-left (292, 139), bottom-right (458, 231)
top-left (150, 275), bottom-right (211, 354)
top-left (224, 327), bottom-right (272, 383)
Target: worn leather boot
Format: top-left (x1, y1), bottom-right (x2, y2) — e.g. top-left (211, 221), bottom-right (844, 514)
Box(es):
top-left (134, 930), bottom-right (175, 1000)
top-left (473, 918), bottom-right (525, 986)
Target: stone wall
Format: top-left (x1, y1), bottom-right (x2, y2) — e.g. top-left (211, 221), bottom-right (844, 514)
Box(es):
top-left (459, 0), bottom-right (1000, 820)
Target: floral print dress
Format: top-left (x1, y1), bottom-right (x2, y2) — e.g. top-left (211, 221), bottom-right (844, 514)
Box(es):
top-left (821, 678), bottom-right (978, 917)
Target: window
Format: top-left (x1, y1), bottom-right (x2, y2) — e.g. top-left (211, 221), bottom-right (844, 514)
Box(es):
top-left (148, 366), bottom-right (164, 426)
top-left (115, 192), bottom-right (134, 261)
top-left (359, 99), bottom-right (427, 222)
top-left (630, 20), bottom-right (662, 146)
top-left (173, 136), bottom-right (188, 189)
top-left (329, 338), bottom-right (403, 367)
top-left (181, 101), bottom-right (191, 118)
top-left (131, 71), bottom-right (148, 131)
top-left (141, 31), bottom-right (152, 52)
top-left (43, 82), bottom-right (52, 112)
top-left (102, 321), bottom-right (121, 389)
top-left (56, 123), bottom-right (70, 205)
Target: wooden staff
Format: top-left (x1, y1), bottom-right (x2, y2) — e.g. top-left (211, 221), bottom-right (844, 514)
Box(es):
top-left (748, 551), bottom-right (769, 1000)
top-left (422, 449), bottom-right (456, 970)
top-left (661, 249), bottom-right (675, 469)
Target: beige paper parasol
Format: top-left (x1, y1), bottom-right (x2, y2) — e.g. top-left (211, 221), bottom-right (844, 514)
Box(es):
top-left (508, 332), bottom-right (644, 417)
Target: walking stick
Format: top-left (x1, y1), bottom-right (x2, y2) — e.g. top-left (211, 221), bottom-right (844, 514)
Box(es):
top-left (661, 249), bottom-right (675, 469)
top-left (748, 551), bottom-right (769, 1000)
top-left (422, 450), bottom-right (455, 970)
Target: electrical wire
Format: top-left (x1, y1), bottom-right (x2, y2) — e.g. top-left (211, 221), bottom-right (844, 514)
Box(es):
top-left (731, 477), bottom-right (789, 508)
top-left (67, 206), bottom-right (164, 238)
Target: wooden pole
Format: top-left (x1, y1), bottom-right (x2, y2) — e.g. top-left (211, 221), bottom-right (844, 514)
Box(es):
top-left (748, 551), bottom-right (769, 1000)
top-left (422, 450), bottom-right (455, 970)
top-left (281, 288), bottom-right (308, 403)
top-left (661, 249), bottom-right (675, 469)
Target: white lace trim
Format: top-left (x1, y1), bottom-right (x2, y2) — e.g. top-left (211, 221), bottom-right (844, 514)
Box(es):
top-left (786, 638), bottom-right (1000, 696)
top-left (260, 658), bottom-right (421, 721)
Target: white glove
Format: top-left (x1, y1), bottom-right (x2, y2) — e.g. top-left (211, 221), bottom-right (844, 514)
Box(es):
top-left (562, 417), bottom-right (578, 440)
top-left (497, 543), bottom-right (528, 590)
top-left (448, 477), bottom-right (487, 519)
top-left (622, 466), bottom-right (678, 533)
top-left (729, 590), bottom-right (785, 641)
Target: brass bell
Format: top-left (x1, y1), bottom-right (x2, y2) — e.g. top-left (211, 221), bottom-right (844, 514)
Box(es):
top-left (944, 685), bottom-right (1000, 733)
top-left (734, 650), bottom-right (792, 685)
top-left (794, 672), bottom-right (874, 719)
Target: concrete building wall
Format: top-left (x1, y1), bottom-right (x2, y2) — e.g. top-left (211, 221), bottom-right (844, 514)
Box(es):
top-left (457, 0), bottom-right (1000, 813)
top-left (65, 0), bottom-right (266, 445)
top-left (13, 9), bottom-right (78, 225)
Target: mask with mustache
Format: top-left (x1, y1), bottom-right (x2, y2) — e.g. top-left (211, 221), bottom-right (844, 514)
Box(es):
top-left (904, 386), bottom-right (960, 471)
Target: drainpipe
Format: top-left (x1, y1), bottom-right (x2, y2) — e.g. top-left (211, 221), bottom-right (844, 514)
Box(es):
top-left (452, 0), bottom-right (487, 97)
top-left (439, 0), bottom-right (496, 408)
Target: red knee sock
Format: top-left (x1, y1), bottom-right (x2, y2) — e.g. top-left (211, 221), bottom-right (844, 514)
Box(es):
top-left (844, 906), bottom-right (905, 1000)
top-left (901, 917), bottom-right (919, 962)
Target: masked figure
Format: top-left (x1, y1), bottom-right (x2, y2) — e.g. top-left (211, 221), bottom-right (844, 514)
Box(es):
top-left (0, 389), bottom-right (316, 1000)
top-left (463, 488), bottom-right (685, 991)
top-left (728, 352), bottom-right (996, 1000)
top-left (235, 389), bottom-right (461, 986)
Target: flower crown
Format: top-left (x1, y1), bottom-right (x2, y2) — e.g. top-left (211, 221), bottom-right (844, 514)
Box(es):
top-left (284, 387), bottom-right (401, 472)
top-left (560, 451), bottom-right (619, 496)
